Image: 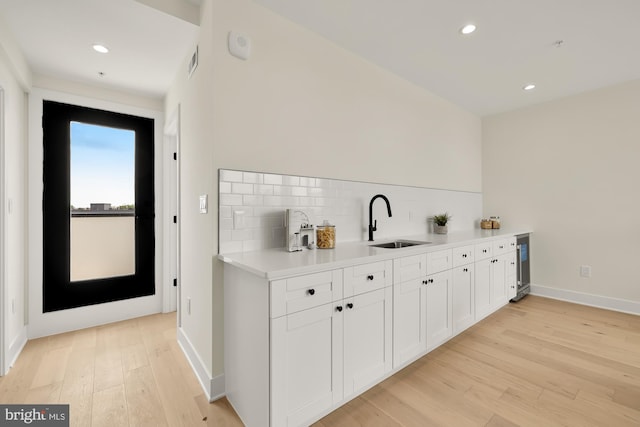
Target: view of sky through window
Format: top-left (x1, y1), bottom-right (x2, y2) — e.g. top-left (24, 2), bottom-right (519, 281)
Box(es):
top-left (70, 122), bottom-right (135, 209)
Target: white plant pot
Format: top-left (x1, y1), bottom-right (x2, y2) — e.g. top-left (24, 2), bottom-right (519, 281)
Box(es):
top-left (434, 225), bottom-right (448, 234)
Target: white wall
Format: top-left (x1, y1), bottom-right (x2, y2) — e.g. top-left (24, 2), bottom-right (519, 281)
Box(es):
top-left (166, 0), bottom-right (482, 398)
top-left (0, 21), bottom-right (30, 373)
top-left (483, 79), bottom-right (640, 312)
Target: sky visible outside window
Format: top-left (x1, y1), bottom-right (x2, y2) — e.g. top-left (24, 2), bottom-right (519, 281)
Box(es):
top-left (70, 122), bottom-right (135, 209)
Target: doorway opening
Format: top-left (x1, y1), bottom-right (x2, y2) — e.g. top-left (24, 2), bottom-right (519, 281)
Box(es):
top-left (42, 101), bottom-right (155, 312)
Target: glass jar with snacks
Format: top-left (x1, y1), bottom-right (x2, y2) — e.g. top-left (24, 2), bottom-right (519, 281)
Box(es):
top-left (480, 218), bottom-right (492, 229)
top-left (316, 220), bottom-right (336, 249)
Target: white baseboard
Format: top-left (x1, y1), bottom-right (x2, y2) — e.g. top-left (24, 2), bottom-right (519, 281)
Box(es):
top-left (5, 326), bottom-right (27, 374)
top-left (177, 327), bottom-right (225, 402)
top-left (530, 284), bottom-right (640, 316)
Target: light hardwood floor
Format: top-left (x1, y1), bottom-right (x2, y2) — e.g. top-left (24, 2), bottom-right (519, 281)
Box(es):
top-left (1, 296), bottom-right (639, 426)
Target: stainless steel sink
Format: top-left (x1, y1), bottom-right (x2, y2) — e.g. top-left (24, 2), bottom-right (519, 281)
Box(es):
top-left (369, 240), bottom-right (431, 249)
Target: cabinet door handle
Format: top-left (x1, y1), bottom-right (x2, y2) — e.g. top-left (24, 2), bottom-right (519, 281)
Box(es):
top-left (335, 306), bottom-right (343, 312)
top-left (463, 268), bottom-right (468, 272)
top-left (483, 249), bottom-right (487, 253)
top-left (422, 280), bottom-right (428, 285)
top-left (462, 254), bottom-right (467, 258)
top-left (307, 288), bottom-right (315, 296)
top-left (346, 303), bottom-right (354, 309)
top-left (367, 275), bottom-right (374, 281)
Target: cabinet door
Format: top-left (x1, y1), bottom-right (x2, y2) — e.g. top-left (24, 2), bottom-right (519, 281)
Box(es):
top-left (506, 252), bottom-right (517, 300)
top-left (271, 303), bottom-right (343, 427)
top-left (452, 264), bottom-right (475, 334)
top-left (343, 287), bottom-right (392, 399)
top-left (393, 277), bottom-right (427, 368)
top-left (491, 255), bottom-right (508, 309)
top-left (426, 270), bottom-right (453, 350)
top-left (475, 258), bottom-right (492, 320)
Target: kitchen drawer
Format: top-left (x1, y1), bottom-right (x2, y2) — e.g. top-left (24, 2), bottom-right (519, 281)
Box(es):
top-left (271, 269), bottom-right (343, 318)
top-left (493, 237), bottom-right (516, 256)
top-left (475, 242), bottom-right (493, 260)
top-left (344, 260), bottom-right (392, 297)
top-left (452, 245), bottom-right (474, 267)
top-left (393, 254), bottom-right (427, 284)
top-left (426, 249), bottom-right (453, 275)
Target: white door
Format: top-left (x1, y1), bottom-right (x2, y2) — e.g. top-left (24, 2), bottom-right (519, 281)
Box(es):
top-left (426, 270), bottom-right (453, 350)
top-left (452, 263), bottom-right (475, 334)
top-left (393, 277), bottom-right (427, 368)
top-left (343, 287), bottom-right (392, 398)
top-left (271, 303), bottom-right (343, 427)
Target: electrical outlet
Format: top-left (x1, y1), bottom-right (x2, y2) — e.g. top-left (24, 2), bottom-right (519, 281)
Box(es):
top-left (580, 265), bottom-right (592, 278)
top-left (233, 210), bottom-right (245, 229)
top-left (187, 297), bottom-right (192, 315)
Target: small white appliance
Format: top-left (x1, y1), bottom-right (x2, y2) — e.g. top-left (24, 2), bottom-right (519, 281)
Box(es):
top-left (285, 209), bottom-right (315, 252)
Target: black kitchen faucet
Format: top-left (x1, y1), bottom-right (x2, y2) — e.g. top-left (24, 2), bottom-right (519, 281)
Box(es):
top-left (368, 194), bottom-right (392, 241)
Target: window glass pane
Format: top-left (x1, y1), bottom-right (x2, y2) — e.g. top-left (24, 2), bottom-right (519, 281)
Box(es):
top-left (70, 122), bottom-right (136, 281)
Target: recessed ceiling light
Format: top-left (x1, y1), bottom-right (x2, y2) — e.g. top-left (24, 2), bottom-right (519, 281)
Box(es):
top-left (460, 24), bottom-right (477, 35)
top-left (92, 44), bottom-right (109, 54)
top-left (523, 84), bottom-right (536, 91)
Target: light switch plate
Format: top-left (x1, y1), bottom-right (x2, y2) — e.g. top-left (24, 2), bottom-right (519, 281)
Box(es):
top-left (199, 195), bottom-right (208, 214)
top-left (233, 210), bottom-right (245, 229)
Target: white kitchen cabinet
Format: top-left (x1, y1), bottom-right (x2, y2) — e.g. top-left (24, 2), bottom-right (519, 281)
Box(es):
top-left (224, 232), bottom-right (526, 427)
top-left (271, 303), bottom-right (343, 427)
top-left (452, 263), bottom-right (475, 334)
top-left (343, 287), bottom-right (393, 399)
top-left (425, 269), bottom-right (453, 350)
top-left (393, 274), bottom-right (427, 368)
top-left (475, 241), bottom-right (517, 321)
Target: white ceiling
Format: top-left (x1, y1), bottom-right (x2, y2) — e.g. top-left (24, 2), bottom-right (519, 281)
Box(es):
top-left (1, 0), bottom-right (640, 115)
top-left (0, 0), bottom-right (199, 100)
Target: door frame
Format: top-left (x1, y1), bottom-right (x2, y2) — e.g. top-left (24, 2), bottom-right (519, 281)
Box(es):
top-left (163, 105), bottom-right (180, 317)
top-left (0, 85), bottom-right (6, 374)
top-left (28, 88), bottom-right (165, 338)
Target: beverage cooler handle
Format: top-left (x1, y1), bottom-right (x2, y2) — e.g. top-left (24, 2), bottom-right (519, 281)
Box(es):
top-left (516, 244), bottom-right (523, 285)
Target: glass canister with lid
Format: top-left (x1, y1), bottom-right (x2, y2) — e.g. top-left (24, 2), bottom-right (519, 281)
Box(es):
top-left (316, 220), bottom-right (336, 249)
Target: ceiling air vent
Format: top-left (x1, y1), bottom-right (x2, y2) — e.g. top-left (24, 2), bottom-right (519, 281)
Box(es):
top-left (188, 46), bottom-right (198, 79)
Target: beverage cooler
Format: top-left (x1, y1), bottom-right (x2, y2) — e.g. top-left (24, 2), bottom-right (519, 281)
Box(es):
top-left (511, 233), bottom-right (530, 302)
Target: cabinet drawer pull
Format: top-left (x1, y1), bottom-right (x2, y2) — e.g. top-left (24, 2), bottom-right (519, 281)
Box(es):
top-left (346, 303), bottom-right (354, 309)
top-left (335, 305), bottom-right (343, 312)
top-left (367, 275), bottom-right (374, 281)
top-left (482, 249), bottom-right (487, 253)
top-left (422, 280), bottom-right (428, 285)
top-left (307, 289), bottom-right (315, 296)
top-left (463, 268), bottom-right (468, 272)
top-left (462, 254), bottom-right (467, 258)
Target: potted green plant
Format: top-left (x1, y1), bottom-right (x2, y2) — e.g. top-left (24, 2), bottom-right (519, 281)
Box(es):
top-left (432, 212), bottom-right (451, 234)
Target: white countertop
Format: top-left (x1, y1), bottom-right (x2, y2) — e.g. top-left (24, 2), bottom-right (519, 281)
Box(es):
top-left (218, 229), bottom-right (531, 280)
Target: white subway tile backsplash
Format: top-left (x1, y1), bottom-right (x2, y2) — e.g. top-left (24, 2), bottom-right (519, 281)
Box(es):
top-left (220, 206), bottom-right (232, 218)
top-left (218, 168), bottom-right (482, 254)
top-left (243, 172), bottom-right (263, 184)
top-left (264, 174), bottom-right (283, 185)
top-left (299, 177), bottom-right (316, 187)
top-left (219, 182), bottom-right (232, 193)
top-left (220, 194), bottom-right (243, 206)
top-left (282, 175), bottom-right (300, 186)
top-left (254, 184), bottom-right (274, 195)
top-left (243, 195), bottom-right (264, 206)
top-left (232, 183), bottom-right (254, 194)
top-left (220, 169), bottom-right (244, 182)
